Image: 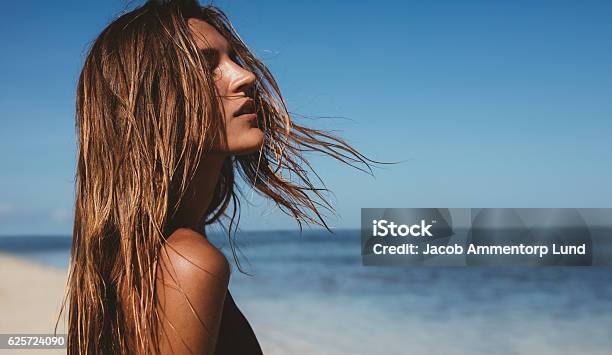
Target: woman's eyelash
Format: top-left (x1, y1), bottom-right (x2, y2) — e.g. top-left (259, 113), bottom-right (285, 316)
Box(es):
top-left (199, 49), bottom-right (221, 70)
top-left (199, 48), bottom-right (242, 71)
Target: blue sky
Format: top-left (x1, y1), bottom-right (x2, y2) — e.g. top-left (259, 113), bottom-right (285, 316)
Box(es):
top-left (1, 0), bottom-right (611, 235)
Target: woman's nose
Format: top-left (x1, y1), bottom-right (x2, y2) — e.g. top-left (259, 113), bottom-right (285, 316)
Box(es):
top-left (229, 63), bottom-right (256, 95)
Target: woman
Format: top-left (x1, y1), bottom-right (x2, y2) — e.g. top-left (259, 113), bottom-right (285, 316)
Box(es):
top-left (61, 0), bottom-right (375, 354)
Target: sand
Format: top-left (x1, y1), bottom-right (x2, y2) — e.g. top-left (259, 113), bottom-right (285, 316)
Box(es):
top-left (0, 252), bottom-right (68, 354)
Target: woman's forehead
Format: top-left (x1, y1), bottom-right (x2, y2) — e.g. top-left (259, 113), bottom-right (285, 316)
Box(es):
top-left (187, 18), bottom-right (229, 52)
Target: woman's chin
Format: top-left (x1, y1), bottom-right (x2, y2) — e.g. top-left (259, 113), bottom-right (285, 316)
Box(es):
top-left (227, 130), bottom-right (265, 155)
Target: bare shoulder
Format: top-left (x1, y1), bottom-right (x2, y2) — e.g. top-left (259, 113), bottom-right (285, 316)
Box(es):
top-left (156, 228), bottom-right (230, 355)
top-left (159, 227), bottom-right (230, 283)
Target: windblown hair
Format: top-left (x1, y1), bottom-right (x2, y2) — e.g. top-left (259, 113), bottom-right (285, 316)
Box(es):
top-left (60, 0), bottom-right (376, 354)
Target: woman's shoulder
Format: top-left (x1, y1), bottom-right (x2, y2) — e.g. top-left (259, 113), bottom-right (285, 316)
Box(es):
top-left (159, 227), bottom-right (231, 285)
top-left (156, 228), bottom-right (230, 354)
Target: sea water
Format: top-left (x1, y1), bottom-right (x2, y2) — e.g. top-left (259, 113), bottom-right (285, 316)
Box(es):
top-left (1, 230), bottom-right (611, 355)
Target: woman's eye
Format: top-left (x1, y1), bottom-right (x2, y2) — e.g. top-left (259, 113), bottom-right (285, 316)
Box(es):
top-left (207, 56), bottom-right (220, 72)
top-left (199, 49), bottom-right (221, 72)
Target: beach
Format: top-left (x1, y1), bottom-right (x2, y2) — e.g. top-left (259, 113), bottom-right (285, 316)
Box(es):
top-left (1, 232), bottom-right (612, 355)
top-left (0, 252), bottom-right (68, 355)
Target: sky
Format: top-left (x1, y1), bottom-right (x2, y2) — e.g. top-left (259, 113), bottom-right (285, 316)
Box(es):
top-left (1, 0), bottom-right (611, 235)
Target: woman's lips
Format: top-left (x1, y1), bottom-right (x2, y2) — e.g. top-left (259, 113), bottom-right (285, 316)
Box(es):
top-left (234, 99), bottom-right (256, 117)
top-left (235, 112), bottom-right (257, 121)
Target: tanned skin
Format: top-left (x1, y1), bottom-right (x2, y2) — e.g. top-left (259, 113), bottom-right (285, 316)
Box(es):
top-left (156, 19), bottom-right (264, 355)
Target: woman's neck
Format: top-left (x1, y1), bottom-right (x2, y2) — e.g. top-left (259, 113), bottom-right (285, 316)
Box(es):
top-left (171, 153), bottom-right (227, 235)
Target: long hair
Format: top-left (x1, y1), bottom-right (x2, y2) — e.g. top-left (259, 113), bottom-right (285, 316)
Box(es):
top-left (60, 0), bottom-right (378, 354)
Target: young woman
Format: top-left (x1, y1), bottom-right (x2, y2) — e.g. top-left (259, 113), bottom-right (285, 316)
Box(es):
top-left (62, 0), bottom-right (374, 354)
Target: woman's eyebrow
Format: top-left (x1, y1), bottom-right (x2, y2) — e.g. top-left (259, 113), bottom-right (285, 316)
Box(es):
top-left (199, 47), bottom-right (220, 57)
top-left (199, 45), bottom-right (236, 59)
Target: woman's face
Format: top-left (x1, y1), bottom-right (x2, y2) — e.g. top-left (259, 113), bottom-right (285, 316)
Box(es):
top-left (188, 18), bottom-right (265, 155)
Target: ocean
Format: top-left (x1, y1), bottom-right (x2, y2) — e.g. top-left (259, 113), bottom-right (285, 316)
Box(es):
top-left (1, 230), bottom-right (611, 355)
